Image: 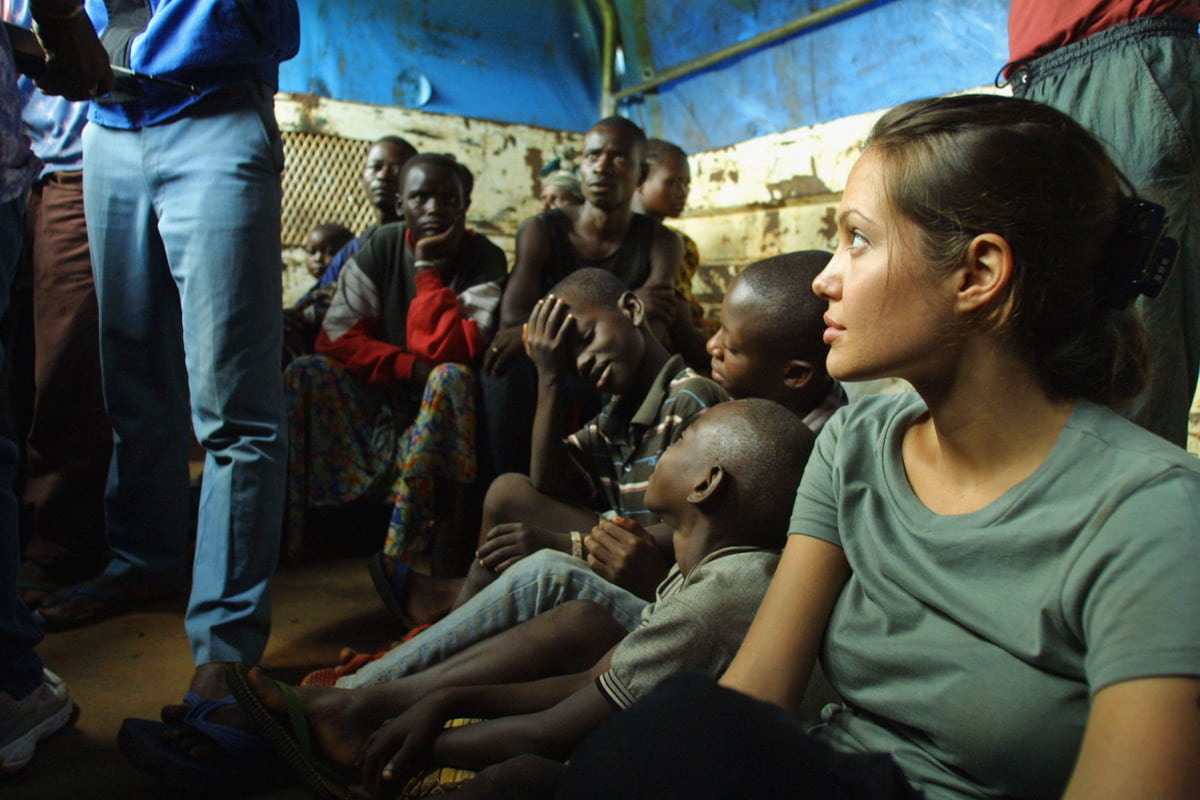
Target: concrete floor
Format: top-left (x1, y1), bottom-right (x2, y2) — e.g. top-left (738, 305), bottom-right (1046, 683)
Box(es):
top-left (0, 554), bottom-right (406, 800)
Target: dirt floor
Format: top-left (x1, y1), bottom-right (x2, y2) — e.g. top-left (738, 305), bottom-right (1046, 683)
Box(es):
top-left (0, 552), bottom-right (407, 800)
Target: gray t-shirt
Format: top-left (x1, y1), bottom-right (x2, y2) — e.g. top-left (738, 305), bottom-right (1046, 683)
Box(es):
top-left (596, 546), bottom-right (779, 709)
top-left (791, 392), bottom-right (1200, 800)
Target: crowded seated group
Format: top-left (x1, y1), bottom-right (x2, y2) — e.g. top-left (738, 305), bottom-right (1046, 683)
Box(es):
top-left (5, 1), bottom-right (1197, 796)
top-left (6, 31), bottom-right (1200, 800)
top-left (105, 95), bottom-right (1200, 800)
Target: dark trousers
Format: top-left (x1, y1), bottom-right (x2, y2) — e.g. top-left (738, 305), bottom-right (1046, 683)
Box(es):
top-left (19, 171), bottom-right (110, 578)
top-left (555, 673), bottom-right (919, 800)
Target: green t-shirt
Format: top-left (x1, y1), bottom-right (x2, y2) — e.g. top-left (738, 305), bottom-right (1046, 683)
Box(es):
top-left (791, 392), bottom-right (1200, 799)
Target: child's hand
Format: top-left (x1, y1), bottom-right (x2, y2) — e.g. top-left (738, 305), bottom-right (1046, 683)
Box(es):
top-left (477, 522), bottom-right (563, 574)
top-left (524, 295), bottom-right (576, 377)
top-left (586, 517), bottom-right (671, 600)
top-left (357, 696), bottom-right (447, 797)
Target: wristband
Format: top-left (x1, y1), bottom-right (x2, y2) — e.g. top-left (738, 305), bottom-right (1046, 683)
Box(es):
top-left (570, 531), bottom-right (584, 560)
top-left (413, 260), bottom-right (436, 270)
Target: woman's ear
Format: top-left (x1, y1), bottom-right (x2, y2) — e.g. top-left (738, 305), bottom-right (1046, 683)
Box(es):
top-left (957, 232), bottom-right (1014, 317)
top-left (687, 465), bottom-right (725, 506)
top-left (619, 290), bottom-right (646, 327)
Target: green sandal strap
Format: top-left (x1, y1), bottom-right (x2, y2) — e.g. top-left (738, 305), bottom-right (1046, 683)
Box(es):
top-left (273, 679), bottom-right (312, 756)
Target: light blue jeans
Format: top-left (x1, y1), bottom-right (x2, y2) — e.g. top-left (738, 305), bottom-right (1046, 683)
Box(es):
top-left (82, 83), bottom-right (288, 665)
top-left (0, 197), bottom-right (43, 698)
top-left (343, 550), bottom-right (649, 688)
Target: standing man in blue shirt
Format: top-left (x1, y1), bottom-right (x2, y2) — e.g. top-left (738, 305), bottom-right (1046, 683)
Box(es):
top-left (37, 0), bottom-right (301, 711)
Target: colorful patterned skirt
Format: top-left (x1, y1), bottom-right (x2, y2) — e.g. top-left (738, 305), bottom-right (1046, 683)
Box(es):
top-left (284, 355), bottom-right (478, 559)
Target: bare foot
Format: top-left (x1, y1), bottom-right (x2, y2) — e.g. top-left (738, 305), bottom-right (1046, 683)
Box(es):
top-left (159, 663), bottom-right (248, 763)
top-left (379, 553), bottom-right (462, 626)
top-left (243, 666), bottom-right (412, 771)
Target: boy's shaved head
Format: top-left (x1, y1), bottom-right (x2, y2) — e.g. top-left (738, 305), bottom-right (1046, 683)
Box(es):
top-left (695, 399), bottom-right (815, 547)
top-left (737, 250), bottom-right (831, 364)
top-left (549, 267), bottom-right (628, 312)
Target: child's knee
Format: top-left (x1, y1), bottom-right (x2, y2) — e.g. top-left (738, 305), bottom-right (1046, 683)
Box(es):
top-left (427, 361), bottom-right (474, 390)
top-left (482, 472), bottom-right (538, 519)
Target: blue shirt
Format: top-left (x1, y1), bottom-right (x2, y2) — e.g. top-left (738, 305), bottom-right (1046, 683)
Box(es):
top-left (83, 0), bottom-right (300, 128)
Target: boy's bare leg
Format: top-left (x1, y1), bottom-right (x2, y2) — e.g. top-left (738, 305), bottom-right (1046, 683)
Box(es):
top-left (402, 473), bottom-right (599, 622)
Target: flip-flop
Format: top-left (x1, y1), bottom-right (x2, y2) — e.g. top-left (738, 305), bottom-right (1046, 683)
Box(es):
top-left (34, 584), bottom-right (130, 631)
top-left (367, 552), bottom-right (417, 629)
top-left (225, 663), bottom-right (354, 800)
top-left (117, 692), bottom-right (290, 796)
top-left (35, 581), bottom-right (175, 631)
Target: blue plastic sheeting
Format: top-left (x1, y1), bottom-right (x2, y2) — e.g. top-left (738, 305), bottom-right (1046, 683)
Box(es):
top-left (280, 0), bottom-right (604, 132)
top-left (280, 0), bottom-right (1012, 152)
top-left (618, 0), bottom-right (1011, 151)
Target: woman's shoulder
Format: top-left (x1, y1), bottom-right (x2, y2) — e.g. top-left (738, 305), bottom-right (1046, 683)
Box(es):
top-left (825, 390), bottom-right (924, 439)
top-left (1067, 401), bottom-right (1200, 479)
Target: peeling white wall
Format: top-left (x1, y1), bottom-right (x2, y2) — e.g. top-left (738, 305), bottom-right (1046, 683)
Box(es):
top-left (673, 86), bottom-right (1007, 317)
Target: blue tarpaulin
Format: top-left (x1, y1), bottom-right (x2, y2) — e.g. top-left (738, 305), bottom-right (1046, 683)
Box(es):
top-left (280, 0), bottom-right (1011, 152)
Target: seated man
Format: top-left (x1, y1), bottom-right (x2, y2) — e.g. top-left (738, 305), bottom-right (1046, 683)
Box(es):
top-left (481, 116), bottom-right (682, 476)
top-left (121, 398), bottom-right (815, 799)
top-left (382, 267), bottom-right (729, 625)
top-left (284, 136), bottom-right (417, 361)
top-left (284, 153), bottom-right (506, 560)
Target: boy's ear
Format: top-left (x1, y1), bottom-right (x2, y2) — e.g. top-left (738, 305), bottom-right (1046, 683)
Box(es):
top-left (782, 359), bottom-right (815, 390)
top-left (619, 290), bottom-right (646, 327)
top-left (956, 233), bottom-right (1014, 318)
top-left (687, 464), bottom-right (725, 506)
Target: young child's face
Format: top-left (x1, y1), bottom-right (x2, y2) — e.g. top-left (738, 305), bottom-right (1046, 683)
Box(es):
top-left (707, 276), bottom-right (787, 403)
top-left (399, 163), bottom-right (465, 242)
top-left (643, 404), bottom-right (726, 521)
top-left (305, 230), bottom-right (343, 279)
top-left (637, 153), bottom-right (690, 220)
top-left (566, 300), bottom-right (645, 395)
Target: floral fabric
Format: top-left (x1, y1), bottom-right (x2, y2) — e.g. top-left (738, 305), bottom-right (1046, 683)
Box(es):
top-left (284, 355), bottom-right (478, 559)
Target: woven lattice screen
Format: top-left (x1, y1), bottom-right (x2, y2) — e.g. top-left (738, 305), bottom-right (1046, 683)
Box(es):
top-left (281, 131), bottom-right (374, 247)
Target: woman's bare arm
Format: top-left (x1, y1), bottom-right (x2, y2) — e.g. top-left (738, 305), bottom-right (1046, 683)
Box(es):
top-left (719, 534), bottom-right (850, 713)
top-left (1063, 676), bottom-right (1200, 799)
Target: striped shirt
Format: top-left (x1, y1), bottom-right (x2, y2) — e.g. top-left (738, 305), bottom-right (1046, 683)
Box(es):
top-left (566, 354), bottom-right (729, 524)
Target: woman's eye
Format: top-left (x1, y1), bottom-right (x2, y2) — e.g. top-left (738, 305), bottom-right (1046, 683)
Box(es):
top-left (850, 229), bottom-right (869, 248)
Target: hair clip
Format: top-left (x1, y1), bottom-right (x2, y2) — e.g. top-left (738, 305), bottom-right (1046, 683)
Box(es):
top-left (1102, 200), bottom-right (1178, 310)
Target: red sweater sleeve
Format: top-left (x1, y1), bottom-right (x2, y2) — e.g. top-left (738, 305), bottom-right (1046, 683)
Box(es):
top-left (316, 317), bottom-right (419, 385)
top-left (406, 268), bottom-right (487, 364)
